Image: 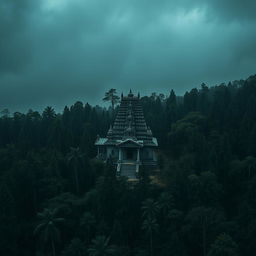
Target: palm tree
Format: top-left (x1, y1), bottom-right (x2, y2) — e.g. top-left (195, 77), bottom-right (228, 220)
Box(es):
top-left (142, 217), bottom-right (159, 256)
top-left (141, 199), bottom-right (160, 256)
top-left (103, 89), bottom-right (120, 111)
top-left (67, 147), bottom-right (84, 194)
top-left (88, 235), bottom-right (116, 256)
top-left (158, 192), bottom-right (174, 217)
top-left (42, 106), bottom-right (56, 120)
top-left (34, 208), bottom-right (64, 256)
top-left (207, 233), bottom-right (238, 256)
top-left (141, 198), bottom-right (160, 220)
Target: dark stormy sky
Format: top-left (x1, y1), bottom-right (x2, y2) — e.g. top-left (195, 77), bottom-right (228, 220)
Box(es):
top-left (1, 0), bottom-right (256, 112)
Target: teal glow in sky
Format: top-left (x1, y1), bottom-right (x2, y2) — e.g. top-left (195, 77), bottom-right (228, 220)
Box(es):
top-left (1, 0), bottom-right (256, 111)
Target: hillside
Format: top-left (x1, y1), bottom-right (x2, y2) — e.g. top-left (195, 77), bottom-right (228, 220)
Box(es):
top-left (0, 75), bottom-right (256, 255)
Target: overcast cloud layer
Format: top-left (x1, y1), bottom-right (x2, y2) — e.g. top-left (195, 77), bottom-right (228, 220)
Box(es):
top-left (1, 0), bottom-right (256, 112)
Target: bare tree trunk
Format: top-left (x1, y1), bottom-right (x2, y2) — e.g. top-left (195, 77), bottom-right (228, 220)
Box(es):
top-left (51, 237), bottom-right (56, 256)
top-left (150, 232), bottom-right (153, 256)
top-left (203, 218), bottom-right (207, 256)
top-left (111, 100), bottom-right (114, 111)
top-left (74, 166), bottom-right (80, 194)
top-left (111, 100), bottom-right (114, 120)
top-left (33, 186), bottom-right (38, 213)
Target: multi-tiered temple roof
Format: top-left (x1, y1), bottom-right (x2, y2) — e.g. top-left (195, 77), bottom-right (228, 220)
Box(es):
top-left (97, 90), bottom-right (158, 147)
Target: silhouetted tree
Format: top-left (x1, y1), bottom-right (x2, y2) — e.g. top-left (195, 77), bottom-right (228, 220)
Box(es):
top-left (88, 236), bottom-right (116, 256)
top-left (34, 208), bottom-right (64, 256)
top-left (103, 89), bottom-right (120, 111)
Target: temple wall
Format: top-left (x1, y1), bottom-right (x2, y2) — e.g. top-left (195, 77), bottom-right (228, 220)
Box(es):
top-left (141, 147), bottom-right (154, 160)
top-left (106, 146), bottom-right (118, 159)
top-left (97, 146), bottom-right (107, 160)
top-left (98, 146), bottom-right (156, 164)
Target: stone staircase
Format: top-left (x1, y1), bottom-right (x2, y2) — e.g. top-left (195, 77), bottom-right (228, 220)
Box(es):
top-left (120, 163), bottom-right (138, 179)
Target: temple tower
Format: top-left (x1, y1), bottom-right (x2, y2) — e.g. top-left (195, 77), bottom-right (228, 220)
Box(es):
top-left (95, 91), bottom-right (158, 179)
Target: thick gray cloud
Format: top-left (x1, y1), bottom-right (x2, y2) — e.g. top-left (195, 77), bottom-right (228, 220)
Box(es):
top-left (0, 0), bottom-right (256, 112)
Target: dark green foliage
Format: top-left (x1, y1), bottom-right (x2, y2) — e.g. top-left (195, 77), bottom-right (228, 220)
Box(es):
top-left (34, 208), bottom-right (65, 256)
top-left (0, 75), bottom-right (256, 255)
top-left (88, 235), bottom-right (116, 256)
top-left (61, 238), bottom-right (86, 256)
top-left (207, 233), bottom-right (238, 256)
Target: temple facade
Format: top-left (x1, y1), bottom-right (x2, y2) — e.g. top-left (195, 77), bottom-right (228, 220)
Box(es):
top-left (95, 91), bottom-right (158, 179)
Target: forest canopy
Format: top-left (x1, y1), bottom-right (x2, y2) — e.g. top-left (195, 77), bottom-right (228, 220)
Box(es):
top-left (0, 74), bottom-right (256, 255)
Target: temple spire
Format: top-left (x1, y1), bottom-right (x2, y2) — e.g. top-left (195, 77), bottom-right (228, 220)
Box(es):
top-left (128, 89), bottom-right (133, 97)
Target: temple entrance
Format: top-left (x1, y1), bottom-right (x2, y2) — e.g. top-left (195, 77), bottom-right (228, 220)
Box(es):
top-left (126, 149), bottom-right (134, 160)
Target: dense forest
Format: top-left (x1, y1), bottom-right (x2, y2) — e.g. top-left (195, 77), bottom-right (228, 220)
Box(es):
top-left (1, 74), bottom-right (256, 256)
